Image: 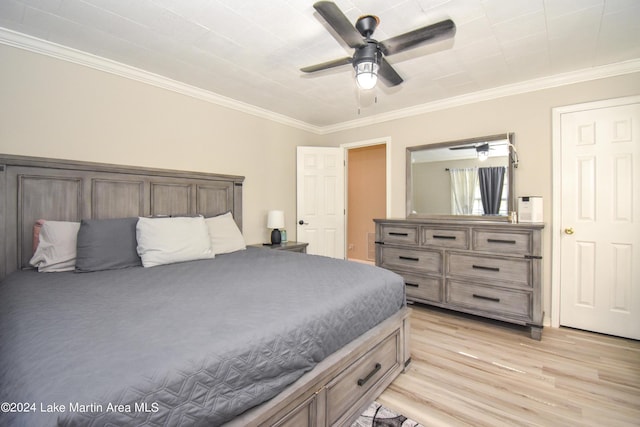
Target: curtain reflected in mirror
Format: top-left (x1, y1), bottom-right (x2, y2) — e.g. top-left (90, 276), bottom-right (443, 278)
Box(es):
top-left (449, 168), bottom-right (478, 215)
top-left (479, 166), bottom-right (506, 215)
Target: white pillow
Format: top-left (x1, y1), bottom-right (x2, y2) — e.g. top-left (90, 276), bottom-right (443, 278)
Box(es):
top-left (205, 212), bottom-right (246, 254)
top-left (136, 216), bottom-right (215, 267)
top-left (29, 220), bottom-right (81, 272)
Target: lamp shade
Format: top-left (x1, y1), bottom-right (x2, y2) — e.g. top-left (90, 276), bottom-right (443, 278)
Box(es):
top-left (267, 210), bottom-right (285, 229)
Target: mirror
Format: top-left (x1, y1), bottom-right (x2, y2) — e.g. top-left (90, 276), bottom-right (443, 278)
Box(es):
top-left (407, 133), bottom-right (516, 219)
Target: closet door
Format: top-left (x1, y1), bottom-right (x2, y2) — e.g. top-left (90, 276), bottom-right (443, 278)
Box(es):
top-left (557, 96), bottom-right (640, 339)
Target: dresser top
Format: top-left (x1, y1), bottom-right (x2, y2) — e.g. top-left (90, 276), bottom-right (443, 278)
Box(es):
top-left (374, 218), bottom-right (544, 230)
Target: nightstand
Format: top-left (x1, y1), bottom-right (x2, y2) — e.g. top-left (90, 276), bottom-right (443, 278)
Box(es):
top-left (248, 241), bottom-right (309, 253)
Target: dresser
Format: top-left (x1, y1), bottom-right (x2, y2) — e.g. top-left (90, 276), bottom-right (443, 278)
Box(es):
top-left (375, 219), bottom-right (544, 339)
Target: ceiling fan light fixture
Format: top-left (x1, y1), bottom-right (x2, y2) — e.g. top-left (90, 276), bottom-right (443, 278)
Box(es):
top-left (355, 60), bottom-right (378, 90)
top-left (477, 146), bottom-right (490, 161)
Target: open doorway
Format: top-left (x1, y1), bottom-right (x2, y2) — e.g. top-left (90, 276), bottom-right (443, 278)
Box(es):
top-left (346, 143), bottom-right (387, 264)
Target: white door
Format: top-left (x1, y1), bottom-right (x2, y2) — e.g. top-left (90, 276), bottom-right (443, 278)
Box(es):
top-left (296, 147), bottom-right (345, 258)
top-left (558, 97), bottom-right (640, 339)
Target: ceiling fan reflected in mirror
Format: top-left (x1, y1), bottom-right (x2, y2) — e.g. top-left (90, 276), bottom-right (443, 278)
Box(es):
top-left (301, 1), bottom-right (456, 90)
top-left (449, 143), bottom-right (490, 150)
top-left (449, 143), bottom-right (490, 161)
top-left (449, 142), bottom-right (510, 162)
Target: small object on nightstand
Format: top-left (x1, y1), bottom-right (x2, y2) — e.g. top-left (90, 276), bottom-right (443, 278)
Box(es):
top-left (281, 229), bottom-right (287, 242)
top-left (249, 241), bottom-right (308, 254)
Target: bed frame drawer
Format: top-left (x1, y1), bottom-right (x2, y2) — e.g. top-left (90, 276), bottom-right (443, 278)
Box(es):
top-left (326, 331), bottom-right (400, 425)
top-left (272, 394), bottom-right (317, 427)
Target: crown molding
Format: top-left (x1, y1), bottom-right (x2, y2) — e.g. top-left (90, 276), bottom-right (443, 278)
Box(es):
top-left (2, 27), bottom-right (638, 136)
top-left (0, 27), bottom-right (321, 134)
top-left (320, 58), bottom-right (640, 134)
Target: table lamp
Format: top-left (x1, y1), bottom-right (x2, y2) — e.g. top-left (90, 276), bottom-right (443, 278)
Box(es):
top-left (267, 210), bottom-right (285, 245)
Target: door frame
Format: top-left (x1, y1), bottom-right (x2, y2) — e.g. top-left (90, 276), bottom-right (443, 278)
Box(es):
top-left (341, 137), bottom-right (392, 257)
top-left (550, 95), bottom-right (640, 328)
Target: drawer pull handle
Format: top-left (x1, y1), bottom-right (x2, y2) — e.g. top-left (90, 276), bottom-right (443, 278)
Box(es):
top-left (472, 264), bottom-right (500, 272)
top-left (357, 363), bottom-right (382, 386)
top-left (487, 238), bottom-right (517, 244)
top-left (389, 232), bottom-right (409, 236)
top-left (433, 235), bottom-right (456, 240)
top-left (473, 294), bottom-right (501, 303)
top-left (399, 256), bottom-right (419, 262)
top-left (405, 282), bottom-right (419, 288)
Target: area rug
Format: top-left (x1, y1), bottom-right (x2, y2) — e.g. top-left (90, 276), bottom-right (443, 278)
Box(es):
top-left (352, 401), bottom-right (424, 427)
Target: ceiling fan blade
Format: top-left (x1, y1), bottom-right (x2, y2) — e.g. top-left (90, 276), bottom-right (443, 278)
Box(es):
top-left (379, 19), bottom-right (456, 56)
top-left (377, 57), bottom-right (403, 87)
top-left (301, 57), bottom-right (353, 73)
top-left (313, 1), bottom-right (365, 48)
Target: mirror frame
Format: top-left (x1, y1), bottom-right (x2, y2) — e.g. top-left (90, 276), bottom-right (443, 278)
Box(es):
top-left (406, 132), bottom-right (516, 220)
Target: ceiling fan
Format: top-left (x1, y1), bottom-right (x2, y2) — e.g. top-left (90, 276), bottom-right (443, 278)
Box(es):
top-left (301, 1), bottom-right (456, 90)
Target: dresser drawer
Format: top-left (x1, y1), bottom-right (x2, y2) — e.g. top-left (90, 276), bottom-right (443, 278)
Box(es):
top-left (472, 229), bottom-right (533, 255)
top-left (447, 252), bottom-right (531, 287)
top-left (379, 246), bottom-right (442, 274)
top-left (326, 332), bottom-right (400, 425)
top-left (379, 225), bottom-right (419, 245)
top-left (447, 280), bottom-right (532, 320)
top-left (398, 272), bottom-right (442, 303)
top-left (422, 227), bottom-right (469, 249)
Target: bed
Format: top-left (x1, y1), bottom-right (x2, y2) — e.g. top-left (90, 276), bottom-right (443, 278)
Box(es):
top-left (0, 155), bottom-right (410, 427)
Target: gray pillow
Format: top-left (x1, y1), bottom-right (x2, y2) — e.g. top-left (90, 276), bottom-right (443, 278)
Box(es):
top-left (75, 217), bottom-right (142, 272)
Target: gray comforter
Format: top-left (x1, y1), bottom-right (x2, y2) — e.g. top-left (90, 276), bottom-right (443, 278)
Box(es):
top-left (0, 248), bottom-right (404, 426)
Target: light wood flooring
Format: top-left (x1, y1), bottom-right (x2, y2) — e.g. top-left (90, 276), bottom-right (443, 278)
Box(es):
top-left (377, 305), bottom-right (640, 427)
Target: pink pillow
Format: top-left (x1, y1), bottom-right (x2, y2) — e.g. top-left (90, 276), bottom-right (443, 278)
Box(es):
top-left (33, 219), bottom-right (46, 253)
top-left (29, 220), bottom-right (81, 272)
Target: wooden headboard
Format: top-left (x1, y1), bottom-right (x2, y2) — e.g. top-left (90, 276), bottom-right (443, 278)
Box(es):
top-left (0, 154), bottom-right (244, 279)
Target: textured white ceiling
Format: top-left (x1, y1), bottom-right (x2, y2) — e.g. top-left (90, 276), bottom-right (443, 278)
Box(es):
top-left (1, 0), bottom-right (639, 129)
